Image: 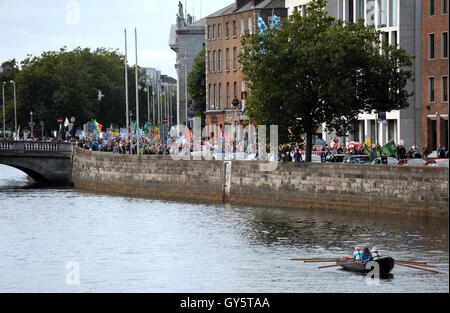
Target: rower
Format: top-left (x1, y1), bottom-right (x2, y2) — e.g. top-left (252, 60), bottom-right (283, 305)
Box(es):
top-left (353, 247), bottom-right (363, 260)
top-left (361, 247), bottom-right (372, 262)
top-left (371, 247), bottom-right (382, 260)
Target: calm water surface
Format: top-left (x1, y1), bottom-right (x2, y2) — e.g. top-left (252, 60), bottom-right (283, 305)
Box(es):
top-left (0, 164), bottom-right (448, 293)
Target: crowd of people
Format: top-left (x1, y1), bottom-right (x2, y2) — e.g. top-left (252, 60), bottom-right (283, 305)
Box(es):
top-left (1, 134), bottom-right (448, 161)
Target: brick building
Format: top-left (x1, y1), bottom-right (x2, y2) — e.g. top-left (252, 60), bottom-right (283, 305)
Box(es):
top-left (204, 0), bottom-right (287, 128)
top-left (421, 0), bottom-right (449, 152)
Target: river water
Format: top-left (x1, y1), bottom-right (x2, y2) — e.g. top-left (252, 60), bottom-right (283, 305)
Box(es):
top-left (0, 164), bottom-right (448, 293)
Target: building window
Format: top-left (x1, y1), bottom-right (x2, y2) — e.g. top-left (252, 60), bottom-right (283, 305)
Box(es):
top-left (212, 24), bottom-right (216, 40)
top-left (233, 47), bottom-right (238, 70)
top-left (218, 24), bottom-right (222, 39)
top-left (207, 51), bottom-right (211, 73)
top-left (218, 83), bottom-right (222, 108)
top-left (443, 76), bottom-right (449, 102)
top-left (443, 0), bottom-right (449, 14)
top-left (207, 25), bottom-right (211, 40)
top-left (391, 31), bottom-right (398, 46)
top-left (225, 22), bottom-right (230, 38)
top-left (356, 0), bottom-right (364, 20)
top-left (213, 84), bottom-right (216, 107)
top-left (240, 19), bottom-right (245, 36)
top-left (248, 17), bottom-right (253, 34)
top-left (208, 84), bottom-right (212, 108)
top-left (429, 77), bottom-right (435, 102)
top-left (218, 50), bottom-right (222, 72)
top-left (378, 0), bottom-right (387, 27)
top-left (212, 50), bottom-right (216, 72)
top-left (366, 0), bottom-right (375, 26)
top-left (429, 0), bottom-right (435, 16)
top-left (226, 83), bottom-right (230, 106)
top-left (346, 0), bottom-right (354, 22)
top-left (442, 32), bottom-right (448, 58)
top-left (226, 48), bottom-right (230, 71)
top-left (233, 21), bottom-right (237, 37)
top-left (389, 0), bottom-right (398, 26)
top-left (233, 82), bottom-right (238, 100)
top-left (429, 34), bottom-right (435, 59)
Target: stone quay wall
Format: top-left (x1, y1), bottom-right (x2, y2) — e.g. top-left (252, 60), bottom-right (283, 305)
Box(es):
top-left (71, 147), bottom-right (449, 218)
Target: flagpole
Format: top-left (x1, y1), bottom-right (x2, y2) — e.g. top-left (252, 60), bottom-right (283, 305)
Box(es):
top-left (124, 29), bottom-right (130, 146)
top-left (135, 28), bottom-right (140, 155)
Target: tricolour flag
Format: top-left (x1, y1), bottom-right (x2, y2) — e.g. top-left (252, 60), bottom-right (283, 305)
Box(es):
top-left (381, 140), bottom-right (397, 157)
top-left (64, 117), bottom-right (70, 128)
top-left (364, 137), bottom-right (371, 156)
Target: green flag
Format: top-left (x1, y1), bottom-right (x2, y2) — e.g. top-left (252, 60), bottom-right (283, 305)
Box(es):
top-left (381, 140), bottom-right (397, 157)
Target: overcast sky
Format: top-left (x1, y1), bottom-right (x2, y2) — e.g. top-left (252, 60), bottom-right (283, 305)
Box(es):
top-left (0, 0), bottom-right (234, 77)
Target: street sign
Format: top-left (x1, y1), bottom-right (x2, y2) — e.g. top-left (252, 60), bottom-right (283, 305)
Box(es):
top-left (29, 122), bottom-right (36, 127)
top-left (163, 118), bottom-right (168, 124)
top-left (70, 117), bottom-right (76, 123)
top-left (57, 117), bottom-right (64, 124)
top-left (40, 121), bottom-right (45, 127)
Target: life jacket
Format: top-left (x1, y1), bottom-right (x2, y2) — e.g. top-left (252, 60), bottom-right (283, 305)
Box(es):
top-left (362, 252), bottom-right (372, 262)
top-left (353, 250), bottom-right (363, 260)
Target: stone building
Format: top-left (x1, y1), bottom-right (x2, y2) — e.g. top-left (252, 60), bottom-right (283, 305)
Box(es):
top-left (169, 1), bottom-right (206, 128)
top-left (421, 0), bottom-right (449, 152)
top-left (204, 0), bottom-right (288, 128)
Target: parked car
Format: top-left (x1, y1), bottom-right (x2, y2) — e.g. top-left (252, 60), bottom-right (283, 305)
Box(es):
top-left (397, 159), bottom-right (426, 167)
top-left (326, 154), bottom-right (347, 163)
top-left (422, 159), bottom-right (449, 167)
top-left (372, 157), bottom-right (398, 165)
top-left (343, 155), bottom-right (371, 164)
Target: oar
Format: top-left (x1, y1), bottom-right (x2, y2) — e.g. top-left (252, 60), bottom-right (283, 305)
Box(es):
top-left (395, 260), bottom-right (437, 268)
top-left (395, 262), bottom-right (444, 274)
top-left (318, 261), bottom-right (362, 269)
top-left (305, 259), bottom-right (339, 263)
top-left (290, 258), bottom-right (339, 261)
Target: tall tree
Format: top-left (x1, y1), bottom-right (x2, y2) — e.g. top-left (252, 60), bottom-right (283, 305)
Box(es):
top-left (3, 47), bottom-right (147, 135)
top-left (240, 0), bottom-right (413, 162)
top-left (187, 48), bottom-right (206, 121)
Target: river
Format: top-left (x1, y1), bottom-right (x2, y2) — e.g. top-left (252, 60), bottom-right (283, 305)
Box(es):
top-left (0, 164), bottom-right (448, 293)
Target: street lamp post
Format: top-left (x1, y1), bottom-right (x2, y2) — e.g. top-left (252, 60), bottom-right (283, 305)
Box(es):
top-left (134, 28), bottom-right (140, 155)
top-left (138, 76), bottom-right (152, 127)
top-left (10, 81), bottom-right (17, 139)
top-left (40, 121), bottom-right (45, 138)
top-left (2, 82), bottom-right (6, 138)
top-left (124, 28), bottom-right (130, 144)
top-left (30, 111), bottom-right (34, 138)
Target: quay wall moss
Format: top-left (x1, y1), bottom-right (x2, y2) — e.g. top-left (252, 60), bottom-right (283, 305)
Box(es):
top-left (71, 147), bottom-right (449, 218)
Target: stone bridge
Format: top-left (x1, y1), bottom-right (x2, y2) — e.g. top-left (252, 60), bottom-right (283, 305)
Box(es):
top-left (0, 141), bottom-right (74, 186)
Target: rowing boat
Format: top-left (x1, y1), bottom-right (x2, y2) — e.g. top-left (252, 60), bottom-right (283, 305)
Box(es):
top-left (336, 257), bottom-right (395, 275)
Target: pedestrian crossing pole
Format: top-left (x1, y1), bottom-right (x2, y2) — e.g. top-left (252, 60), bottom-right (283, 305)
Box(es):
top-left (135, 28), bottom-right (140, 155)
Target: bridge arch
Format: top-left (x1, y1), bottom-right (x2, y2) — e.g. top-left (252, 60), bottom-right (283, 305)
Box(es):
top-left (0, 141), bottom-right (74, 186)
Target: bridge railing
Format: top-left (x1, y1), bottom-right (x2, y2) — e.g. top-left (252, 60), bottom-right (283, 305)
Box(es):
top-left (0, 141), bottom-right (74, 153)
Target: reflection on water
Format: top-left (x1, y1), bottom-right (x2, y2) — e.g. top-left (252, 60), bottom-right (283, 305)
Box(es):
top-left (0, 165), bottom-right (448, 293)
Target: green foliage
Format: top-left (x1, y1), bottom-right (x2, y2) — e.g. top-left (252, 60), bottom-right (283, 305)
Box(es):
top-left (187, 48), bottom-right (206, 118)
top-left (240, 0), bottom-right (413, 161)
top-left (1, 47), bottom-right (148, 133)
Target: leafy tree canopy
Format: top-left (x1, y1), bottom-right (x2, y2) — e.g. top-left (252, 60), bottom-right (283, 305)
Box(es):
top-left (240, 0), bottom-right (413, 161)
top-left (187, 47), bottom-right (206, 119)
